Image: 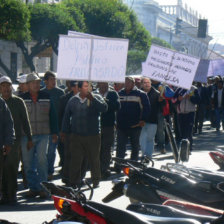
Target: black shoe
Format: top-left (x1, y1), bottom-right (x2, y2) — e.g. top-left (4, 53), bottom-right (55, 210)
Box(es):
top-left (92, 182), bottom-right (100, 189)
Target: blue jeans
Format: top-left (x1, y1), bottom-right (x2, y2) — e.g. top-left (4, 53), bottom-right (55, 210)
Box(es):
top-left (140, 123), bottom-right (157, 158)
top-left (21, 135), bottom-right (49, 192)
top-left (47, 135), bottom-right (58, 175)
top-left (215, 108), bottom-right (224, 129)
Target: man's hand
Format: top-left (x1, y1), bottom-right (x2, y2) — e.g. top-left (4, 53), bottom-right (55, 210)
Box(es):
top-left (86, 92), bottom-right (94, 101)
top-left (158, 96), bottom-right (164, 102)
top-left (178, 95), bottom-right (183, 101)
top-left (3, 145), bottom-right (11, 155)
top-left (139, 120), bottom-right (145, 127)
top-left (52, 134), bottom-right (58, 143)
top-left (60, 132), bottom-right (66, 142)
top-left (27, 141), bottom-right (34, 151)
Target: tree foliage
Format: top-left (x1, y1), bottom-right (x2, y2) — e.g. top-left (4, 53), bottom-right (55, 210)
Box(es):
top-left (0, 0), bottom-right (30, 41)
top-left (61, 0), bottom-right (151, 51)
top-left (151, 37), bottom-right (173, 49)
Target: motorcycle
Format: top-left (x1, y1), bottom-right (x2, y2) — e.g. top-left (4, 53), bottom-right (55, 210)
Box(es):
top-left (41, 182), bottom-right (205, 224)
top-left (209, 150), bottom-right (224, 171)
top-left (104, 157), bottom-right (224, 210)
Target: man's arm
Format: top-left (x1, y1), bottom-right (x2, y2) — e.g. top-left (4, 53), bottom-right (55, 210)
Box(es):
top-left (2, 100), bottom-right (15, 154)
top-left (89, 93), bottom-right (108, 113)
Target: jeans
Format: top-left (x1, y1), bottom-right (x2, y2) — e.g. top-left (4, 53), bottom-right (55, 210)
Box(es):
top-left (140, 123), bottom-right (157, 158)
top-left (21, 135), bottom-right (49, 192)
top-left (215, 108), bottom-right (224, 130)
top-left (116, 127), bottom-right (141, 161)
top-left (47, 135), bottom-right (58, 175)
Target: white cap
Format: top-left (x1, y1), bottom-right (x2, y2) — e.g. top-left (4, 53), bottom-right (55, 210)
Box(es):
top-left (0, 76), bottom-right (12, 84)
top-left (17, 74), bottom-right (28, 83)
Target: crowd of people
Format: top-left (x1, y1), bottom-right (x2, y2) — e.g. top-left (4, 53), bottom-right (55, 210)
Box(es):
top-left (0, 71), bottom-right (223, 205)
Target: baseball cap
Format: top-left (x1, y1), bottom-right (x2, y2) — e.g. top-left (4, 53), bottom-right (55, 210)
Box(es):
top-left (26, 73), bottom-right (41, 83)
top-left (17, 74), bottom-right (28, 84)
top-left (0, 76), bottom-right (12, 84)
top-left (125, 76), bottom-right (135, 83)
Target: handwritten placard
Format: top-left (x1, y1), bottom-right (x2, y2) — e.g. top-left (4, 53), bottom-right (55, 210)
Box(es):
top-left (57, 35), bottom-right (91, 80)
top-left (57, 34), bottom-right (129, 82)
top-left (142, 45), bottom-right (200, 89)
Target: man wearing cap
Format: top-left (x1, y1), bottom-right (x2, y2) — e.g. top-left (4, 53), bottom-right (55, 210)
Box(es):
top-left (41, 71), bottom-right (64, 180)
top-left (115, 76), bottom-right (150, 172)
top-left (21, 72), bottom-right (58, 198)
top-left (15, 74), bottom-right (28, 96)
top-left (0, 76), bottom-right (32, 204)
top-left (0, 96), bottom-right (15, 204)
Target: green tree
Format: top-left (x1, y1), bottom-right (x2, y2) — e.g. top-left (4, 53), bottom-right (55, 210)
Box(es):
top-left (0, 0), bottom-right (30, 76)
top-left (16, 3), bottom-right (85, 71)
top-left (151, 37), bottom-right (173, 49)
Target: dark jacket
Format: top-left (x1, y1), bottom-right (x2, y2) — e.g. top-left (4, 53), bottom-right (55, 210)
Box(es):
top-left (62, 93), bottom-right (108, 136)
top-left (21, 90), bottom-right (58, 135)
top-left (5, 95), bottom-right (32, 141)
top-left (95, 89), bottom-right (121, 127)
top-left (146, 87), bottom-right (161, 124)
top-left (212, 88), bottom-right (224, 109)
top-left (117, 86), bottom-right (150, 129)
top-left (197, 86), bottom-right (209, 106)
top-left (0, 97), bottom-right (15, 148)
top-left (58, 91), bottom-right (74, 131)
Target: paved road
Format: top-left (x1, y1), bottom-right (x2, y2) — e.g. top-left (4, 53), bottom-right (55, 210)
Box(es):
top-left (0, 122), bottom-right (223, 223)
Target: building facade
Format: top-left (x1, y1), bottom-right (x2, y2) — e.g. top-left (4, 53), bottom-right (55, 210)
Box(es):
top-left (123, 0), bottom-right (212, 58)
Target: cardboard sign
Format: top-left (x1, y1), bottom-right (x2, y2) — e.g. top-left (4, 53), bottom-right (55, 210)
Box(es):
top-left (142, 45), bottom-right (200, 89)
top-left (57, 34), bottom-right (129, 83)
top-left (194, 59), bottom-right (209, 83)
top-left (207, 59), bottom-right (224, 77)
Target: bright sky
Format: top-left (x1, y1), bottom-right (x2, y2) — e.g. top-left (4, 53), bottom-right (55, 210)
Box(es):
top-left (156, 0), bottom-right (224, 45)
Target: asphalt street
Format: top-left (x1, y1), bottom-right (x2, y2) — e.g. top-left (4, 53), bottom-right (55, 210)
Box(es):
top-left (0, 121), bottom-right (223, 224)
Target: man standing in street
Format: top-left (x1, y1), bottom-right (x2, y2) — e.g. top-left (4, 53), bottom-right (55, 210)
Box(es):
top-left (0, 95), bottom-right (15, 203)
top-left (21, 73), bottom-right (58, 198)
top-left (61, 81), bottom-right (108, 188)
top-left (0, 76), bottom-right (32, 204)
top-left (96, 82), bottom-right (120, 179)
top-left (140, 77), bottom-right (165, 158)
top-left (42, 71), bottom-right (64, 180)
top-left (115, 77), bottom-right (150, 172)
top-left (59, 80), bottom-right (79, 184)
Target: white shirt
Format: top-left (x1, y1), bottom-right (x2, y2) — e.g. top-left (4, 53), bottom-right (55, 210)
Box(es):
top-left (75, 92), bottom-right (87, 104)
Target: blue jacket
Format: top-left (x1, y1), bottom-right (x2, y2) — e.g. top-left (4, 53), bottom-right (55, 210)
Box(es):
top-left (117, 87), bottom-right (150, 129)
top-left (0, 97), bottom-right (15, 148)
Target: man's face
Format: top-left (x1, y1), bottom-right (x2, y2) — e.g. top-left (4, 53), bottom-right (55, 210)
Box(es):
top-left (0, 82), bottom-right (12, 98)
top-left (28, 80), bottom-right (41, 94)
top-left (98, 82), bottom-right (108, 93)
top-left (125, 78), bottom-right (134, 92)
top-left (79, 81), bottom-right (89, 96)
top-left (142, 78), bottom-right (151, 92)
top-left (71, 85), bottom-right (79, 95)
top-left (45, 76), bottom-right (56, 89)
top-left (19, 83), bottom-right (28, 93)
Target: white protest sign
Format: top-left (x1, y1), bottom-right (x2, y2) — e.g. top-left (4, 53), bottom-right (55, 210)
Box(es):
top-left (142, 45), bottom-right (200, 89)
top-left (68, 30), bottom-right (103, 38)
top-left (194, 59), bottom-right (209, 83)
top-left (207, 59), bottom-right (224, 77)
top-left (91, 38), bottom-right (129, 82)
top-left (57, 34), bottom-right (129, 82)
top-left (57, 35), bottom-right (91, 81)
